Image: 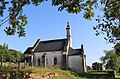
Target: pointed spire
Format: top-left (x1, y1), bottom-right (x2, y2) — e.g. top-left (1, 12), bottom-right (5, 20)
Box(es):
top-left (66, 22), bottom-right (72, 47)
top-left (66, 22), bottom-right (70, 29)
top-left (66, 22), bottom-right (71, 37)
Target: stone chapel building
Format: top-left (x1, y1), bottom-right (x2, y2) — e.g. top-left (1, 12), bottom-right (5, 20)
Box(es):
top-left (24, 22), bottom-right (87, 73)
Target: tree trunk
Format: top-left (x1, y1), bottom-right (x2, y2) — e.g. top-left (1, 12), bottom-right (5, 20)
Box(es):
top-left (8, 60), bottom-right (11, 69)
top-left (0, 61), bottom-right (1, 67)
top-left (17, 62), bottom-right (20, 70)
top-left (0, 58), bottom-right (2, 67)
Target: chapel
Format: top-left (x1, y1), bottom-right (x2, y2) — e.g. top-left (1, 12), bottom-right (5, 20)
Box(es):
top-left (24, 22), bottom-right (87, 73)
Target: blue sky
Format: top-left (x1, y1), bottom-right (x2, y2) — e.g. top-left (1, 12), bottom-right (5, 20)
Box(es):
top-left (0, 1), bottom-right (114, 66)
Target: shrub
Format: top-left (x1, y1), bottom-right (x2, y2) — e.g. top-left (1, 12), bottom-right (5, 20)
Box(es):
top-left (0, 67), bottom-right (32, 79)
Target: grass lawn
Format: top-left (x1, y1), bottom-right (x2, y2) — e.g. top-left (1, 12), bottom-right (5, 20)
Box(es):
top-left (116, 73), bottom-right (120, 78)
top-left (0, 64), bottom-right (120, 79)
top-left (25, 66), bottom-right (118, 79)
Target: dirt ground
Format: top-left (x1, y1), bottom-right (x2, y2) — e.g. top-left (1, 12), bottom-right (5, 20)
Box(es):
top-left (29, 72), bottom-right (60, 79)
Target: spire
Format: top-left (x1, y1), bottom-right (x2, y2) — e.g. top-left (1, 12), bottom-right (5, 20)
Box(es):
top-left (66, 22), bottom-right (70, 29)
top-left (66, 22), bottom-right (71, 37)
top-left (66, 22), bottom-right (72, 47)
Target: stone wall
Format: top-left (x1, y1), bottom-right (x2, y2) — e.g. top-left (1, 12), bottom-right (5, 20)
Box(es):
top-left (34, 51), bottom-right (63, 66)
top-left (68, 55), bottom-right (83, 73)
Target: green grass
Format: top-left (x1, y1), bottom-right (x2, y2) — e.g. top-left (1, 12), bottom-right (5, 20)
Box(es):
top-left (25, 66), bottom-right (117, 79)
top-left (24, 66), bottom-right (87, 79)
top-left (116, 73), bottom-right (120, 78)
top-left (27, 67), bottom-right (82, 79)
top-left (87, 71), bottom-right (108, 74)
top-left (0, 64), bottom-right (120, 79)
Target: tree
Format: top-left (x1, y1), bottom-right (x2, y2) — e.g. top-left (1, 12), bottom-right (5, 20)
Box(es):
top-left (0, 0), bottom-right (96, 37)
top-left (87, 65), bottom-right (92, 71)
top-left (0, 43), bottom-right (8, 67)
top-left (8, 49), bottom-right (23, 63)
top-left (100, 50), bottom-right (120, 70)
top-left (0, 45), bottom-right (4, 67)
top-left (0, 0), bottom-right (119, 43)
top-left (93, 0), bottom-right (120, 43)
top-left (92, 62), bottom-right (103, 70)
top-left (114, 43), bottom-right (120, 55)
top-left (0, 43), bottom-right (23, 67)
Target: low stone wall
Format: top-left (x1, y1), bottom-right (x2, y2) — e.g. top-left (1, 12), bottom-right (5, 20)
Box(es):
top-left (96, 70), bottom-right (116, 78)
top-left (107, 70), bottom-right (116, 78)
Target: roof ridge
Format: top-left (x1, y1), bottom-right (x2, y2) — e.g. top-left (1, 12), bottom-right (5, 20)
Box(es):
top-left (32, 39), bottom-right (41, 52)
top-left (40, 38), bottom-right (67, 42)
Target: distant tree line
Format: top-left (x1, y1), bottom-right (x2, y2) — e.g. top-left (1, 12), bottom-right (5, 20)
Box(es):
top-left (92, 62), bottom-right (103, 71)
top-left (0, 43), bottom-right (23, 67)
top-left (91, 43), bottom-right (120, 71)
top-left (100, 50), bottom-right (120, 70)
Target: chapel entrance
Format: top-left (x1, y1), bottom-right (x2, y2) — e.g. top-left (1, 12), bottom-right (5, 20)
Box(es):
top-left (42, 54), bottom-right (45, 66)
top-left (54, 57), bottom-right (57, 65)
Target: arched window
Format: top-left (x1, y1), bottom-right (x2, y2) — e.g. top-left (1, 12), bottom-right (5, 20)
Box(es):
top-left (54, 57), bottom-right (57, 65)
top-left (37, 58), bottom-right (40, 66)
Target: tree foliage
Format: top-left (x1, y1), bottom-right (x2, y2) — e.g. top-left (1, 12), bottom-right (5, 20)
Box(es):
top-left (93, 0), bottom-right (120, 43)
top-left (0, 43), bottom-right (23, 67)
top-left (0, 0), bottom-right (119, 43)
top-left (0, 0), bottom-right (98, 37)
top-left (100, 50), bottom-right (120, 70)
top-left (92, 62), bottom-right (103, 70)
top-left (87, 65), bottom-right (92, 71)
top-left (114, 43), bottom-right (120, 55)
top-left (0, 43), bottom-right (8, 67)
top-left (7, 49), bottom-right (23, 63)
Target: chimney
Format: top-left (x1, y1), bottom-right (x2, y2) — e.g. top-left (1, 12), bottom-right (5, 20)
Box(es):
top-left (81, 44), bottom-right (84, 54)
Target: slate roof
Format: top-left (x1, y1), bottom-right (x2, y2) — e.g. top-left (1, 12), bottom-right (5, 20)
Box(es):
top-left (24, 38), bottom-right (84, 56)
top-left (24, 47), bottom-right (33, 54)
top-left (34, 38), bottom-right (67, 52)
top-left (68, 47), bottom-right (83, 56)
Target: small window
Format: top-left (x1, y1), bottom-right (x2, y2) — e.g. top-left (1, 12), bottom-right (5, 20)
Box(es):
top-left (38, 58), bottom-right (40, 66)
top-left (54, 57), bottom-right (57, 65)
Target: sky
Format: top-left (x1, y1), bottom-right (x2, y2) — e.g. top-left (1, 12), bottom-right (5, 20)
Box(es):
top-left (0, 1), bottom-right (114, 66)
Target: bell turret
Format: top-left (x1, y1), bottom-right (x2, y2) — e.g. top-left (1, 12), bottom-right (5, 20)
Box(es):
top-left (66, 22), bottom-right (72, 47)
